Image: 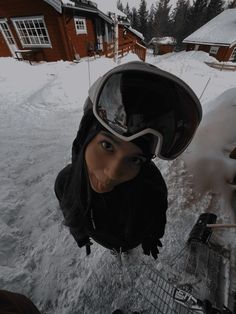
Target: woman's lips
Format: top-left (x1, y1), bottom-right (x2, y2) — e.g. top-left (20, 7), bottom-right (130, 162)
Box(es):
top-left (89, 173), bottom-right (115, 193)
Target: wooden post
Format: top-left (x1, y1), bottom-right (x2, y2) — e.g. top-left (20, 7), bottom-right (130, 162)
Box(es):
top-left (113, 14), bottom-right (119, 63)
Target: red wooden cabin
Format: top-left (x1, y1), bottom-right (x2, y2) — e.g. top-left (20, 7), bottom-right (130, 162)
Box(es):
top-left (0, 0), bottom-right (146, 62)
top-left (183, 9), bottom-right (236, 62)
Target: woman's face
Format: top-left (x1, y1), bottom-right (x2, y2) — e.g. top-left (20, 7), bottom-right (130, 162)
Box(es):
top-left (85, 131), bottom-right (147, 193)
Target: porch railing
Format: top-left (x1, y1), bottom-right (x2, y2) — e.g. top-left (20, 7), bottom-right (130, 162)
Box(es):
top-left (103, 40), bottom-right (146, 62)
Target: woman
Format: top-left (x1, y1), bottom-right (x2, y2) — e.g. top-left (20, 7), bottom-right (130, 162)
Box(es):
top-left (54, 61), bottom-right (202, 259)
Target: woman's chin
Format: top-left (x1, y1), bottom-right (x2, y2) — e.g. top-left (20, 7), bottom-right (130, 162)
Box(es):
top-left (90, 181), bottom-right (114, 193)
top-left (92, 186), bottom-right (114, 193)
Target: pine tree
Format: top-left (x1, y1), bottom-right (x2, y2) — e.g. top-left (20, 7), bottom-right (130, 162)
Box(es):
top-left (138, 0), bottom-right (149, 41)
top-left (117, 0), bottom-right (124, 12)
top-left (170, 0), bottom-right (189, 49)
top-left (147, 4), bottom-right (156, 41)
top-left (124, 3), bottom-right (132, 22)
top-left (206, 0), bottom-right (224, 21)
top-left (185, 0), bottom-right (208, 36)
top-left (131, 7), bottom-right (139, 31)
top-left (153, 0), bottom-right (172, 37)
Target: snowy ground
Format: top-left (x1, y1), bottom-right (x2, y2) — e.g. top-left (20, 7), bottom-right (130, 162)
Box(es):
top-left (0, 50), bottom-right (236, 313)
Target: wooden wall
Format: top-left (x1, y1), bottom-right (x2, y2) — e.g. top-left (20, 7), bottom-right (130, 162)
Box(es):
top-left (0, 0), bottom-right (144, 62)
top-left (159, 45), bottom-right (174, 55)
top-left (64, 10), bottom-right (96, 59)
top-left (0, 0), bottom-right (74, 61)
top-left (185, 43), bottom-right (232, 62)
top-left (0, 31), bottom-right (11, 56)
top-left (118, 26), bottom-right (144, 46)
top-left (225, 44), bottom-right (236, 61)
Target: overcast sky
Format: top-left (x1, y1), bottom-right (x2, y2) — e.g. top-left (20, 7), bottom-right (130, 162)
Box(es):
top-left (121, 0), bottom-right (178, 10)
top-left (114, 0), bottom-right (229, 11)
top-left (95, 0), bottom-right (179, 15)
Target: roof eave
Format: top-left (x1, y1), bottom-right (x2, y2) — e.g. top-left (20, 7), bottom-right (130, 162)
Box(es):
top-left (62, 3), bottom-right (97, 13)
top-left (97, 11), bottom-right (114, 24)
top-left (229, 41), bottom-right (236, 48)
top-left (62, 3), bottom-right (113, 24)
top-left (183, 40), bottom-right (230, 47)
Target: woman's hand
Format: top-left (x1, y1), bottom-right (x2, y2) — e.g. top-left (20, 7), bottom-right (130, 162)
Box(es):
top-left (141, 236), bottom-right (163, 260)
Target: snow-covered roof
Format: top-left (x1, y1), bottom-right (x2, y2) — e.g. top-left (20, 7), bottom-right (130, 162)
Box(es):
top-left (92, 0), bottom-right (127, 19)
top-left (43, 0), bottom-right (62, 13)
top-left (127, 26), bottom-right (144, 41)
top-left (61, 0), bottom-right (74, 6)
top-left (183, 9), bottom-right (236, 47)
top-left (148, 37), bottom-right (176, 45)
top-left (43, 0), bottom-right (114, 24)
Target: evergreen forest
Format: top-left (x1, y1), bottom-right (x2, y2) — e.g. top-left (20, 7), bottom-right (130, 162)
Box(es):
top-left (117, 0), bottom-right (236, 49)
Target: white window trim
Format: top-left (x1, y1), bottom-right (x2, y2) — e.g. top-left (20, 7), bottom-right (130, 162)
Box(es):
top-left (230, 47), bottom-right (236, 61)
top-left (0, 20), bottom-right (17, 45)
top-left (74, 17), bottom-right (87, 35)
top-left (209, 46), bottom-right (219, 55)
top-left (11, 16), bottom-right (52, 48)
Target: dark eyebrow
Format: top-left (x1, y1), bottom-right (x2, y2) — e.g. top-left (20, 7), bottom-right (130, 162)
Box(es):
top-left (100, 131), bottom-right (147, 158)
top-left (100, 131), bottom-right (122, 145)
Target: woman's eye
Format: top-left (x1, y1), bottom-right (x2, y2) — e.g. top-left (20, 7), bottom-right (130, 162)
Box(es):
top-left (100, 141), bottom-right (113, 152)
top-left (130, 156), bottom-right (146, 166)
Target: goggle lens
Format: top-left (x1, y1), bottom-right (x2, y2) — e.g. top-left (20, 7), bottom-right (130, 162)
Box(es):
top-left (93, 70), bottom-right (200, 159)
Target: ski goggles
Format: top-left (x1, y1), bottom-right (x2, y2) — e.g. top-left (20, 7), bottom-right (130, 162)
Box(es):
top-left (88, 63), bottom-right (202, 160)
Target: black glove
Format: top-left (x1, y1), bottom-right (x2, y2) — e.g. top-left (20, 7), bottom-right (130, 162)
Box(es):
top-left (77, 236), bottom-right (93, 248)
top-left (69, 228), bottom-right (93, 248)
top-left (141, 236), bottom-right (162, 260)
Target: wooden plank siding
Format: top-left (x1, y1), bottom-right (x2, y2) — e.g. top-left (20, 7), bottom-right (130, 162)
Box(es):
top-left (64, 10), bottom-right (96, 59)
top-left (117, 25), bottom-right (146, 61)
top-left (0, 31), bottom-right (11, 56)
top-left (0, 0), bottom-right (146, 62)
top-left (185, 43), bottom-right (235, 62)
top-left (158, 45), bottom-right (174, 55)
top-left (0, 0), bottom-right (73, 61)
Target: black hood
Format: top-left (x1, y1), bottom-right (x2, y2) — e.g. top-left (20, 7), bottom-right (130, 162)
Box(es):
top-left (72, 98), bottom-right (102, 165)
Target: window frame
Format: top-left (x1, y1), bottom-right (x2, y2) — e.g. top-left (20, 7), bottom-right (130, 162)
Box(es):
top-left (74, 17), bottom-right (87, 35)
top-left (209, 46), bottom-right (219, 55)
top-left (0, 19), bottom-right (16, 45)
top-left (11, 16), bottom-right (52, 48)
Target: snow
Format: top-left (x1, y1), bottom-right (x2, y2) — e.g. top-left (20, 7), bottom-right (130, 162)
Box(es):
top-left (183, 8), bottom-right (236, 46)
top-left (127, 26), bottom-right (144, 40)
top-left (1, 50), bottom-right (236, 312)
top-left (94, 0), bottom-right (127, 18)
top-left (61, 0), bottom-right (75, 6)
top-left (149, 37), bottom-right (176, 45)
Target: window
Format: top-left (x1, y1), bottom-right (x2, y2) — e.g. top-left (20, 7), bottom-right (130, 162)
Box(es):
top-left (230, 47), bottom-right (236, 62)
top-left (0, 21), bottom-right (15, 44)
top-left (194, 44), bottom-right (199, 51)
top-left (209, 46), bottom-right (219, 55)
top-left (74, 17), bottom-right (87, 35)
top-left (12, 16), bottom-right (51, 47)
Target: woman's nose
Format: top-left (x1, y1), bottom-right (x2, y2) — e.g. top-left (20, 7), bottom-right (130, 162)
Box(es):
top-left (104, 159), bottom-right (124, 181)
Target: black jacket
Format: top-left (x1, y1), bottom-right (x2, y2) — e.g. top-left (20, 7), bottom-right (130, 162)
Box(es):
top-left (55, 160), bottom-right (167, 252)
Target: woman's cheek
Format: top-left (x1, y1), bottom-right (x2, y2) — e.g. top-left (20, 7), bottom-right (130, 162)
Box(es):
top-left (125, 165), bottom-right (140, 181)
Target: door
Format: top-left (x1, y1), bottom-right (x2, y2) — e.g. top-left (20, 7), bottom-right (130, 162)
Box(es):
top-left (0, 20), bottom-right (19, 57)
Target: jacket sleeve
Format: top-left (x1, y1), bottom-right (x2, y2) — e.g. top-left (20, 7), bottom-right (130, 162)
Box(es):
top-left (141, 162), bottom-right (168, 240)
top-left (54, 164), bottom-right (90, 248)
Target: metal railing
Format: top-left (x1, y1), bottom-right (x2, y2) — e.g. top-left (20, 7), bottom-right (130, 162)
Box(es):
top-left (205, 61), bottom-right (236, 71)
